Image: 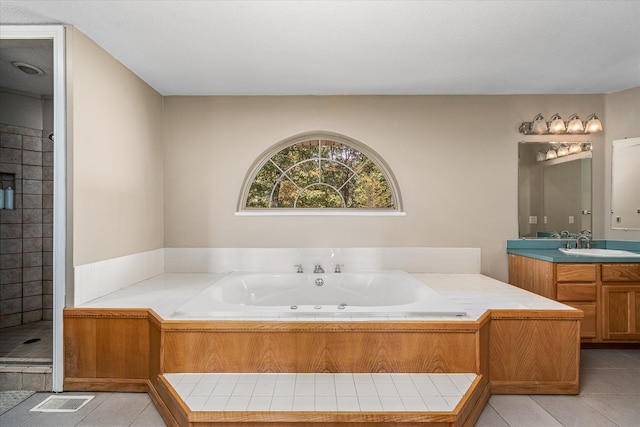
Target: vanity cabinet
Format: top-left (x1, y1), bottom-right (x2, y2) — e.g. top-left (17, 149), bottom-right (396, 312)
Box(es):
top-left (508, 255), bottom-right (640, 343)
top-left (601, 264), bottom-right (640, 341)
top-left (555, 264), bottom-right (598, 339)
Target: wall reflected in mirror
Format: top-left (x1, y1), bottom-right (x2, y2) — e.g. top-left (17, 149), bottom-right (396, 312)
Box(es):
top-left (518, 142), bottom-right (592, 238)
top-left (611, 137), bottom-right (640, 230)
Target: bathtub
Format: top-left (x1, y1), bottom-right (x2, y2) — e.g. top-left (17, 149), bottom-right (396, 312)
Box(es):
top-left (171, 271), bottom-right (466, 318)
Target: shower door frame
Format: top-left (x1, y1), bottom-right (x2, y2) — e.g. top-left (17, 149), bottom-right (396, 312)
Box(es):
top-left (0, 25), bottom-right (67, 392)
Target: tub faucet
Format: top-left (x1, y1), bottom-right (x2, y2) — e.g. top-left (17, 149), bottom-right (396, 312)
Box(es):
top-left (314, 264), bottom-right (324, 274)
top-left (576, 234), bottom-right (591, 249)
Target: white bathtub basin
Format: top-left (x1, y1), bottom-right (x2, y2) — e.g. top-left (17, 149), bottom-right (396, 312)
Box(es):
top-left (558, 248), bottom-right (640, 257)
top-left (171, 271), bottom-right (467, 318)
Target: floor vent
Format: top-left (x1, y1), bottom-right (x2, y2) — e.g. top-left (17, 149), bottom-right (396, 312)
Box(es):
top-left (30, 395), bottom-right (94, 413)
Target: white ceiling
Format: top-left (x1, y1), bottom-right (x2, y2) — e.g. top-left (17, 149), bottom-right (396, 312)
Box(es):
top-left (0, 38), bottom-right (53, 96)
top-left (1, 0), bottom-right (639, 96)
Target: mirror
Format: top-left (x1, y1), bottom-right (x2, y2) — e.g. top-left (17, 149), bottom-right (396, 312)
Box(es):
top-left (611, 137), bottom-right (640, 230)
top-left (518, 142), bottom-right (592, 238)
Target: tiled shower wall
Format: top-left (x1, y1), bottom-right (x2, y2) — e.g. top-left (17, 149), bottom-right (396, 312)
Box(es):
top-left (0, 123), bottom-right (54, 328)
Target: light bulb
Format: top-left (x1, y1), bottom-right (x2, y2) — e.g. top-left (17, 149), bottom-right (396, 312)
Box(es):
top-left (585, 114), bottom-right (603, 133)
top-left (567, 114), bottom-right (584, 133)
top-left (549, 114), bottom-right (566, 133)
top-left (530, 114), bottom-right (548, 134)
top-left (557, 146), bottom-right (569, 157)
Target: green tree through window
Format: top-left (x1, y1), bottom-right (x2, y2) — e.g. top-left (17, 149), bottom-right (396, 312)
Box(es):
top-left (243, 134), bottom-right (400, 210)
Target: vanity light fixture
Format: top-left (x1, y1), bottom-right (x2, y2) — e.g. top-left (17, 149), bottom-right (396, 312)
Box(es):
top-left (557, 145), bottom-right (569, 157)
top-left (569, 143), bottom-right (582, 154)
top-left (536, 142), bottom-right (591, 162)
top-left (530, 113), bottom-right (548, 134)
top-left (519, 112), bottom-right (603, 135)
top-left (545, 149), bottom-right (558, 160)
top-left (549, 114), bottom-right (566, 133)
top-left (584, 113), bottom-right (603, 133)
top-left (566, 113), bottom-right (585, 133)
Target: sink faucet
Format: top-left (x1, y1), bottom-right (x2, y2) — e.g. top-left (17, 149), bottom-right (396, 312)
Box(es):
top-left (560, 230), bottom-right (571, 238)
top-left (294, 264), bottom-right (304, 273)
top-left (334, 264), bottom-right (343, 273)
top-left (314, 264), bottom-right (324, 274)
top-left (576, 234), bottom-right (591, 249)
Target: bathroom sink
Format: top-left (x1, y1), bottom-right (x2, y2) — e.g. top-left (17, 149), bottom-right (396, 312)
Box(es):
top-left (558, 248), bottom-right (640, 258)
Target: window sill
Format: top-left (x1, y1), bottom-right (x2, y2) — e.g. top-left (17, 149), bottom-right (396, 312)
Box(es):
top-left (235, 210), bottom-right (407, 217)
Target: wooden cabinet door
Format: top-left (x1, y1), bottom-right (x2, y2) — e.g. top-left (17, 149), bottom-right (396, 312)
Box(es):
top-left (602, 285), bottom-right (640, 340)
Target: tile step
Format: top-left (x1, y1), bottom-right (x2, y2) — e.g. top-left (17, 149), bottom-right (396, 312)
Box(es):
top-left (0, 370), bottom-right (52, 392)
top-left (164, 372), bottom-right (477, 413)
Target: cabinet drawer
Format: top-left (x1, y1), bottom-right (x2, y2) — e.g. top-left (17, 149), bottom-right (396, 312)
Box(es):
top-left (564, 302), bottom-right (596, 338)
top-left (557, 283), bottom-right (597, 302)
top-left (602, 264), bottom-right (640, 282)
top-left (557, 264), bottom-right (597, 282)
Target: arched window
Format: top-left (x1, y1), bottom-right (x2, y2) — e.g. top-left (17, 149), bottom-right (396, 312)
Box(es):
top-left (237, 132), bottom-right (404, 215)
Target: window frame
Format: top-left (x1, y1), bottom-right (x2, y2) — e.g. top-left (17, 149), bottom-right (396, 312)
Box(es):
top-left (236, 131), bottom-right (405, 216)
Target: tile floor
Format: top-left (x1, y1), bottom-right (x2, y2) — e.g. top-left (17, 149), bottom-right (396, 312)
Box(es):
top-left (476, 348), bottom-right (640, 427)
top-left (0, 391), bottom-right (164, 426)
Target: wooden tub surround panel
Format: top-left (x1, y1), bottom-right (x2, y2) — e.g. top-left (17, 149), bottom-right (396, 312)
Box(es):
top-left (489, 310), bottom-right (581, 394)
top-left (64, 308), bottom-right (150, 392)
top-left (64, 307), bottom-right (580, 426)
top-left (160, 320), bottom-right (486, 374)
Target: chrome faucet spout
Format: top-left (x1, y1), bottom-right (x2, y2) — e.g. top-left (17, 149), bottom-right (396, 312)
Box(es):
top-left (313, 264), bottom-right (325, 274)
top-left (576, 234), bottom-right (591, 249)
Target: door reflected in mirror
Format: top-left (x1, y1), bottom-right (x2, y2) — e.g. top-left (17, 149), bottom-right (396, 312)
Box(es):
top-left (518, 142), bottom-right (592, 238)
top-left (611, 137), bottom-right (640, 230)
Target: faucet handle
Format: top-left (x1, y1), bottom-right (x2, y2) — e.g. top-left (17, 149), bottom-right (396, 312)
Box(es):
top-left (294, 264), bottom-right (304, 273)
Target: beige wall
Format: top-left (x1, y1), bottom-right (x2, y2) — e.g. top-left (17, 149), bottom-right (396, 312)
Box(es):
top-left (67, 28), bottom-right (164, 267)
top-left (64, 26), bottom-right (630, 282)
top-left (604, 86), bottom-right (640, 241)
top-left (163, 95), bottom-right (605, 281)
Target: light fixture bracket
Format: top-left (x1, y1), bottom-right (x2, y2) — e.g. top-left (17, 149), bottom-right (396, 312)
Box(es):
top-left (518, 122), bottom-right (594, 135)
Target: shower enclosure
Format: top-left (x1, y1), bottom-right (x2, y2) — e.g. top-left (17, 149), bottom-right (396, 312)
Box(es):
top-left (0, 124), bottom-right (54, 328)
top-left (0, 31), bottom-right (62, 392)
